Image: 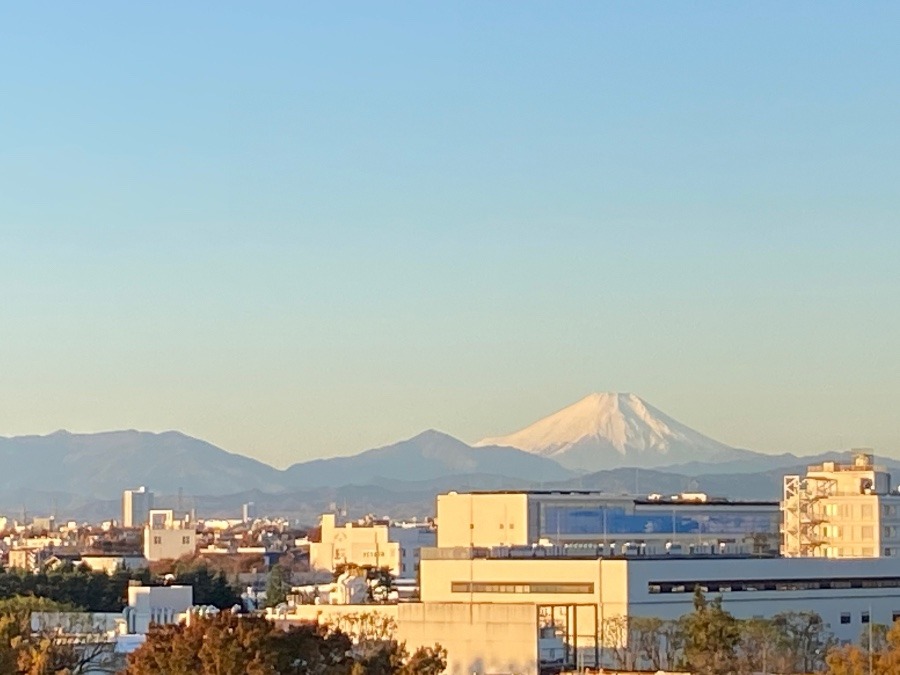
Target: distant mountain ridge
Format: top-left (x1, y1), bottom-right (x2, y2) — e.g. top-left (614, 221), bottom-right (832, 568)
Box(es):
top-left (3, 394), bottom-right (896, 520)
top-left (476, 392), bottom-right (761, 472)
top-left (0, 429), bottom-right (286, 498)
top-left (0, 428), bottom-right (573, 502)
top-left (283, 429), bottom-right (575, 488)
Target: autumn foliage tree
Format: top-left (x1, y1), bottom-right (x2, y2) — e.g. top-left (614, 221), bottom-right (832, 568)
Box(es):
top-left (124, 611), bottom-right (446, 675)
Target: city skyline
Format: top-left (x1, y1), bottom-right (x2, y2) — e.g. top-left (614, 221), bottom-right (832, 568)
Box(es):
top-left (3, 3), bottom-right (900, 467)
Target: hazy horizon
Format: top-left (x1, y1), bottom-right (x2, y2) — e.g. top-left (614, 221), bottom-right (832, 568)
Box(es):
top-left (3, 4), bottom-right (900, 466)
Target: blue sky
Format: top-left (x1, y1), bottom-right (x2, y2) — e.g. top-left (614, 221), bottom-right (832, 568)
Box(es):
top-left (2, 3), bottom-right (899, 466)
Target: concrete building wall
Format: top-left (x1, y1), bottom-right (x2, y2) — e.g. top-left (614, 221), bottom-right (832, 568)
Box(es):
top-left (310, 514), bottom-right (435, 577)
top-left (397, 602), bottom-right (538, 675)
top-left (79, 555), bottom-right (148, 574)
top-left (422, 554), bottom-right (900, 644)
top-left (142, 510), bottom-right (196, 561)
top-left (389, 525), bottom-right (436, 579)
top-left (436, 493), bottom-right (530, 548)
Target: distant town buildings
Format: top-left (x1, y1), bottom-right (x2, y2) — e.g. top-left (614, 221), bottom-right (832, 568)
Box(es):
top-left (123, 487), bottom-right (154, 528)
top-left (242, 501), bottom-right (255, 523)
top-left (782, 450), bottom-right (900, 558)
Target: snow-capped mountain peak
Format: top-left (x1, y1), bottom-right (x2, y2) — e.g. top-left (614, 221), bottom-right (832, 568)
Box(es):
top-left (474, 392), bottom-right (754, 472)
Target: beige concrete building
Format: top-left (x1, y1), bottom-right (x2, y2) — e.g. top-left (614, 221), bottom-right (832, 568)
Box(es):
top-left (142, 510), bottom-right (196, 562)
top-left (782, 451), bottom-right (900, 558)
top-left (310, 514), bottom-right (435, 578)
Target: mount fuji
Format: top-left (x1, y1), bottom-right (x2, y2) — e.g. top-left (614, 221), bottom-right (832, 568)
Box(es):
top-left (475, 392), bottom-right (762, 472)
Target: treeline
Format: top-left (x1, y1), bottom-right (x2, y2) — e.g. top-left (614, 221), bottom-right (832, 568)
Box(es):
top-left (605, 588), bottom-right (833, 674)
top-left (615, 589), bottom-right (900, 675)
top-left (124, 611), bottom-right (446, 675)
top-left (0, 562), bottom-right (241, 612)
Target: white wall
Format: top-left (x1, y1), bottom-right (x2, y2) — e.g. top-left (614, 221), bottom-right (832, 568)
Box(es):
top-left (397, 602), bottom-right (538, 675)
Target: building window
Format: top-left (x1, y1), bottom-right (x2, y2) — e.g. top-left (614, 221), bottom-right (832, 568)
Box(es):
top-left (182, 536), bottom-right (191, 545)
top-left (841, 613), bottom-right (851, 624)
top-left (153, 536), bottom-right (161, 545)
top-left (886, 548), bottom-right (893, 557)
top-left (648, 576), bottom-right (900, 594)
top-left (451, 581), bottom-right (594, 594)
top-left (862, 526), bottom-right (874, 539)
top-left (509, 523), bottom-right (515, 529)
top-left (862, 612), bottom-right (870, 624)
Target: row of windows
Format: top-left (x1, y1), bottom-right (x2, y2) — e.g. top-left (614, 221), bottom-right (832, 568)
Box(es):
top-left (649, 576), bottom-right (900, 594)
top-left (840, 611), bottom-right (900, 624)
top-left (150, 536), bottom-right (192, 545)
top-left (451, 581), bottom-right (594, 594)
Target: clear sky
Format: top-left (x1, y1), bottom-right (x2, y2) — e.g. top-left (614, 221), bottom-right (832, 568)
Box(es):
top-left (2, 3), bottom-right (899, 467)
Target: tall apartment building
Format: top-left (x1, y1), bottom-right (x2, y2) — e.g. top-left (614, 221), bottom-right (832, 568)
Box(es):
top-left (123, 487), bottom-right (154, 528)
top-left (143, 509), bottom-right (196, 562)
top-left (782, 451), bottom-right (900, 558)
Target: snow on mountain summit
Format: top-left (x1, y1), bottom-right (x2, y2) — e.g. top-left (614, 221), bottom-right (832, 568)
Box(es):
top-left (474, 392), bottom-right (755, 472)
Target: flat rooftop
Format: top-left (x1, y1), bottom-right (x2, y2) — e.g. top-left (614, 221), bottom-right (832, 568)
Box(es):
top-left (445, 490), bottom-right (777, 506)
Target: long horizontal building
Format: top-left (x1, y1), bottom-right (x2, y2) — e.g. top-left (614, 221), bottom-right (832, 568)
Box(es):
top-left (413, 547), bottom-right (900, 673)
top-left (437, 489), bottom-right (780, 554)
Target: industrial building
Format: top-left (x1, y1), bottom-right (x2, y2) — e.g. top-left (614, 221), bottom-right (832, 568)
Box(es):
top-left (267, 474), bottom-right (900, 675)
top-left (436, 489), bottom-right (780, 555)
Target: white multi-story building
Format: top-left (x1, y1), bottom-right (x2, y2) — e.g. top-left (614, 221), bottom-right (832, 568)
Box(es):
top-left (782, 451), bottom-right (900, 558)
top-left (310, 513), bottom-right (436, 578)
top-left (143, 510), bottom-right (196, 562)
top-left (123, 487), bottom-right (154, 529)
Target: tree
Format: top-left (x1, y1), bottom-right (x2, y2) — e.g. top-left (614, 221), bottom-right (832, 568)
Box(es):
top-left (402, 645), bottom-right (447, 675)
top-left (827, 620), bottom-right (900, 675)
top-left (124, 610), bottom-right (446, 675)
top-left (737, 617), bottom-right (779, 674)
top-left (679, 588), bottom-right (741, 675)
top-left (265, 563), bottom-right (291, 608)
top-left (631, 616), bottom-right (667, 671)
top-left (0, 596), bottom-right (114, 674)
top-left (771, 610), bottom-right (835, 674)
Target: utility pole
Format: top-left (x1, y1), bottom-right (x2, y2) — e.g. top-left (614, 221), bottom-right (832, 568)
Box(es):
top-left (869, 603), bottom-right (874, 675)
